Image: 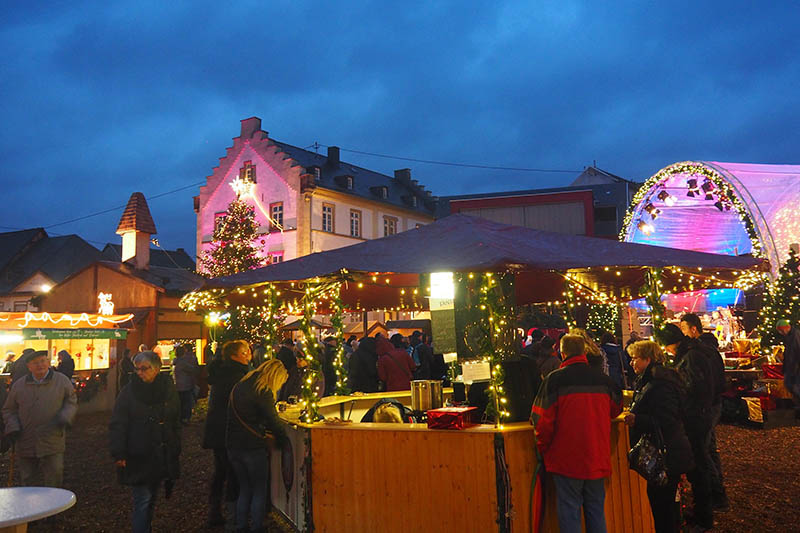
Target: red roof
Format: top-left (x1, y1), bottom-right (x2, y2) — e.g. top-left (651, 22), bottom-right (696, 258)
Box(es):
top-left (116, 193), bottom-right (157, 235)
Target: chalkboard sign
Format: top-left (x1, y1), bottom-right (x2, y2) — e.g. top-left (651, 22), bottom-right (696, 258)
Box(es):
top-left (430, 308), bottom-right (457, 354)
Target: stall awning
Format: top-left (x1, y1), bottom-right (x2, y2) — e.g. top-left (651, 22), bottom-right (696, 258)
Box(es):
top-left (195, 214), bottom-right (766, 309)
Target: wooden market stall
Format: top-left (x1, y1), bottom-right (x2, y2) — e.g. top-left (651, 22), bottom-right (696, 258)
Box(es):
top-left (271, 393), bottom-right (653, 533)
top-left (186, 214), bottom-right (767, 532)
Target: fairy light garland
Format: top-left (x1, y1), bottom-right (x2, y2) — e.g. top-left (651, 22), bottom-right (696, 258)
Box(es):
top-left (297, 281), bottom-right (323, 423)
top-left (642, 268), bottom-right (667, 332)
top-left (586, 303), bottom-right (619, 337)
top-left (329, 284), bottom-right (350, 395)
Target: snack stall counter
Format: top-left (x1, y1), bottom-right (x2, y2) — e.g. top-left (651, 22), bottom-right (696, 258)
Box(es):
top-left (270, 392), bottom-right (653, 533)
top-left (0, 312), bottom-right (132, 405)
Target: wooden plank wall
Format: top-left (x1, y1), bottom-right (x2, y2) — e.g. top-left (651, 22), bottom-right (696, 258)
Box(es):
top-left (311, 426), bottom-right (499, 532)
top-left (309, 421), bottom-right (654, 533)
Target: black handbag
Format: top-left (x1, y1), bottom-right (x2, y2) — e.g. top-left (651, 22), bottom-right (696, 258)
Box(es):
top-left (628, 425), bottom-right (669, 486)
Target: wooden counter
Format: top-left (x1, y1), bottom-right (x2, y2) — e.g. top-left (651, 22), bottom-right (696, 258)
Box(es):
top-left (272, 393), bottom-right (653, 533)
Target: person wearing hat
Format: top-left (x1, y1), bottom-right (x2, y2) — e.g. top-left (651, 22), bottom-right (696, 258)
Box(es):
top-left (10, 348), bottom-right (36, 383)
top-left (776, 319), bottom-right (800, 407)
top-left (655, 323), bottom-right (714, 531)
top-left (2, 350), bottom-right (77, 487)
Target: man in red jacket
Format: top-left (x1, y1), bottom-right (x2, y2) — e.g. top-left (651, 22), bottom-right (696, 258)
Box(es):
top-left (531, 334), bottom-right (622, 533)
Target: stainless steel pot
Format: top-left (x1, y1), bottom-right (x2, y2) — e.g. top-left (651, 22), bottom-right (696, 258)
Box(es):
top-left (411, 380), bottom-right (444, 411)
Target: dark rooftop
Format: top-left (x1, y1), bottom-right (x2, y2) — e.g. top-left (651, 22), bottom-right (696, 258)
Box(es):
top-left (100, 244), bottom-right (196, 270)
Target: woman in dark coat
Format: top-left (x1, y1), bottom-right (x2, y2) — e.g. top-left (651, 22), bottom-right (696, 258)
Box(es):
top-left (600, 332), bottom-right (632, 390)
top-left (226, 359), bottom-right (289, 533)
top-left (202, 340), bottom-right (251, 526)
top-left (625, 341), bottom-right (694, 533)
top-left (110, 351), bottom-right (181, 533)
top-left (347, 337), bottom-right (379, 393)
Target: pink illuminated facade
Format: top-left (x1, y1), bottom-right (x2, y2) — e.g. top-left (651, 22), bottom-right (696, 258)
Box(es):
top-left (194, 118), bottom-right (437, 269)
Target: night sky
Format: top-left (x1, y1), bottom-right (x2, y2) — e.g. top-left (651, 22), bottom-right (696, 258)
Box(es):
top-left (2, 1), bottom-right (799, 256)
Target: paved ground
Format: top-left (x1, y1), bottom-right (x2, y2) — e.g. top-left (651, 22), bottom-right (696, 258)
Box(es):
top-left (0, 400), bottom-right (796, 532)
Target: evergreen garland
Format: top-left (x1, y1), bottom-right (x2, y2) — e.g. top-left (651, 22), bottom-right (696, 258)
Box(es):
top-left (642, 268), bottom-right (666, 332)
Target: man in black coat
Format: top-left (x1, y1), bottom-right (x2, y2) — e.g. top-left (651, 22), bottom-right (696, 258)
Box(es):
top-left (348, 337), bottom-right (379, 393)
top-left (777, 319), bottom-right (800, 406)
top-left (201, 340), bottom-right (251, 526)
top-left (409, 331), bottom-right (432, 380)
top-left (683, 312), bottom-right (730, 511)
top-left (657, 323), bottom-right (715, 531)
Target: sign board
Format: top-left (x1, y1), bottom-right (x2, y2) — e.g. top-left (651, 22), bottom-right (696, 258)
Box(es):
top-left (22, 328), bottom-right (128, 340)
top-left (430, 308), bottom-right (457, 354)
top-left (461, 360), bottom-right (491, 383)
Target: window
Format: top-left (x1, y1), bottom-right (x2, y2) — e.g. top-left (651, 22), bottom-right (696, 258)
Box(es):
top-left (594, 206), bottom-right (617, 222)
top-left (240, 161), bottom-right (256, 183)
top-left (381, 187), bottom-right (388, 199)
top-left (270, 202), bottom-right (283, 232)
top-left (346, 176), bottom-right (354, 190)
top-left (14, 301), bottom-right (28, 312)
top-left (322, 203), bottom-right (335, 233)
top-left (214, 212), bottom-right (227, 233)
top-left (268, 251), bottom-right (284, 264)
top-left (350, 209), bottom-right (361, 238)
top-left (383, 216), bottom-right (397, 236)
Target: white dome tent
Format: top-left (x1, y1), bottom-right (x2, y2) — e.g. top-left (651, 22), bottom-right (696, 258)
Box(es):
top-left (621, 161), bottom-right (800, 279)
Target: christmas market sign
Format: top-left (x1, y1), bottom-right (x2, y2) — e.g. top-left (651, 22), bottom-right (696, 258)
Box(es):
top-left (22, 328), bottom-right (127, 340)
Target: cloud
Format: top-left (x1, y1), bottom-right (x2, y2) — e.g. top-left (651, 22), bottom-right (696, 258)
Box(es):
top-left (1, 1), bottom-right (800, 255)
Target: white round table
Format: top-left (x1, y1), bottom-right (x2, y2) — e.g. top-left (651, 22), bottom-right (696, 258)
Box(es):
top-left (0, 487), bottom-right (76, 532)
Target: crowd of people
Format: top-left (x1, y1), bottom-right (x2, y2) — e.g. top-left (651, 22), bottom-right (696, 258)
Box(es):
top-left (528, 314), bottom-right (732, 533)
top-left (2, 313), bottom-right (798, 533)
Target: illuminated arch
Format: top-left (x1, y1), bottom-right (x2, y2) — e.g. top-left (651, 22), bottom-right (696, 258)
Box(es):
top-left (621, 161), bottom-right (800, 278)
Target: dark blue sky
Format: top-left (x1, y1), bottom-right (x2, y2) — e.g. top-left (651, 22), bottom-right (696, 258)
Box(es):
top-left (2, 1), bottom-right (799, 256)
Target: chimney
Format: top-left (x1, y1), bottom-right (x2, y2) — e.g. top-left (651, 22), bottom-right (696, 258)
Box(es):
top-left (394, 168), bottom-right (411, 183)
top-left (240, 117), bottom-right (262, 139)
top-left (116, 192), bottom-right (157, 270)
top-left (327, 146), bottom-right (340, 166)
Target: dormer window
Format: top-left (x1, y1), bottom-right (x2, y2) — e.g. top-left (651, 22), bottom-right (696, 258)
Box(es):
top-left (369, 185), bottom-right (389, 199)
top-left (380, 186), bottom-right (388, 199)
top-left (410, 196), bottom-right (418, 207)
top-left (346, 176), bottom-right (354, 190)
top-left (308, 166), bottom-right (321, 180)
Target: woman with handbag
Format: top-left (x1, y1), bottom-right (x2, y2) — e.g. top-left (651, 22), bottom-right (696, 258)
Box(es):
top-left (624, 341), bottom-right (694, 533)
top-left (110, 351), bottom-right (181, 533)
top-left (226, 359), bottom-right (289, 533)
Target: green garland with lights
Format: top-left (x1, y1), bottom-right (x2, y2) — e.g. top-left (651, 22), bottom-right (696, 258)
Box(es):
top-left (561, 280), bottom-right (579, 329)
top-left (462, 272), bottom-right (515, 427)
top-left (586, 303), bottom-right (619, 338)
top-left (297, 282), bottom-right (323, 423)
top-left (619, 161), bottom-right (765, 260)
top-left (758, 247), bottom-right (800, 349)
top-left (329, 284), bottom-right (350, 395)
top-left (642, 268), bottom-right (666, 332)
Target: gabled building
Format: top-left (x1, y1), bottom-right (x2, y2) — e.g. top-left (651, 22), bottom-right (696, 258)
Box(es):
top-left (194, 117), bottom-right (437, 266)
top-left (439, 166), bottom-right (640, 238)
top-left (40, 193), bottom-right (206, 359)
top-left (0, 228), bottom-right (102, 312)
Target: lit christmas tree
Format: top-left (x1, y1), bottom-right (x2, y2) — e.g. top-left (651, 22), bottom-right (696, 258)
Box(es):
top-left (199, 190), bottom-right (264, 277)
top-left (759, 246), bottom-right (800, 348)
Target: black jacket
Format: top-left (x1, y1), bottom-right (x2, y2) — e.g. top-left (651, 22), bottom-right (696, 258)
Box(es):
top-left (602, 343), bottom-right (632, 389)
top-left (118, 355), bottom-right (135, 391)
top-left (226, 372), bottom-right (288, 450)
top-left (276, 347), bottom-right (302, 402)
top-left (56, 356), bottom-right (75, 379)
top-left (673, 338), bottom-right (713, 434)
top-left (630, 363), bottom-right (694, 480)
top-left (202, 359), bottom-right (249, 449)
top-left (783, 326), bottom-right (800, 377)
top-left (348, 338), bottom-right (379, 393)
top-left (411, 340), bottom-right (433, 380)
top-left (109, 373), bottom-right (181, 485)
top-left (696, 339), bottom-right (726, 406)
top-left (321, 345), bottom-right (337, 397)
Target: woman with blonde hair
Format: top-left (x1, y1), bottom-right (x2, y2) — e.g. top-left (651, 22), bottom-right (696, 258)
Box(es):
top-left (226, 359), bottom-right (289, 533)
top-left (569, 328), bottom-right (609, 375)
top-left (624, 341), bottom-right (693, 533)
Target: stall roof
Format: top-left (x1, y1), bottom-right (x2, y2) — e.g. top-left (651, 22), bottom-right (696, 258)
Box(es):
top-left (198, 214), bottom-right (765, 308)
